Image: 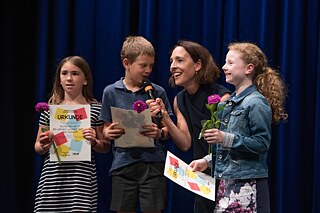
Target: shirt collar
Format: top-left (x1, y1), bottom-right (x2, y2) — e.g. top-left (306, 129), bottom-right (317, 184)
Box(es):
top-left (228, 84), bottom-right (257, 104)
top-left (114, 77), bottom-right (145, 94)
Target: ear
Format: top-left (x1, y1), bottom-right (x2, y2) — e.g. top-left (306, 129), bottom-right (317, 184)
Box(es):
top-left (195, 59), bottom-right (202, 72)
top-left (83, 81), bottom-right (88, 85)
top-left (245, 63), bottom-right (254, 75)
top-left (122, 58), bottom-right (130, 69)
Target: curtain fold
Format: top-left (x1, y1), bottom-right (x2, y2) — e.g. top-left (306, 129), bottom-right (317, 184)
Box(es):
top-left (33, 0), bottom-right (320, 212)
top-left (2, 0), bottom-right (319, 212)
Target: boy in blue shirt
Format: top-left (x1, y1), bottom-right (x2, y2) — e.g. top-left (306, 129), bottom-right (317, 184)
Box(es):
top-left (99, 36), bottom-right (173, 212)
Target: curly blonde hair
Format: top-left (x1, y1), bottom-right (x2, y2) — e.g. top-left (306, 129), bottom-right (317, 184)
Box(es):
top-left (228, 42), bottom-right (288, 123)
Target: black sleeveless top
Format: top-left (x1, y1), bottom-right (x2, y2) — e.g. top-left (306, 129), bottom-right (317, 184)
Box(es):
top-left (176, 83), bottom-right (230, 174)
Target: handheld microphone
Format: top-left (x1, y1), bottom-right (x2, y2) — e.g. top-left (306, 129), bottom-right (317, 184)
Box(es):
top-left (142, 79), bottom-right (163, 119)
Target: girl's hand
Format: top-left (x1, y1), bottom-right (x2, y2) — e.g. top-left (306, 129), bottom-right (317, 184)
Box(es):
top-left (82, 127), bottom-right (96, 143)
top-left (39, 131), bottom-right (54, 151)
top-left (189, 159), bottom-right (208, 172)
top-left (204, 128), bottom-right (224, 144)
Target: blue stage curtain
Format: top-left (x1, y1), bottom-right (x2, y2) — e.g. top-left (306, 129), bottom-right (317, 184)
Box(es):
top-left (1, 0), bottom-right (319, 212)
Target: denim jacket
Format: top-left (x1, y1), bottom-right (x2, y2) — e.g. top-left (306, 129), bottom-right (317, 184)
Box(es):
top-left (214, 84), bottom-right (272, 179)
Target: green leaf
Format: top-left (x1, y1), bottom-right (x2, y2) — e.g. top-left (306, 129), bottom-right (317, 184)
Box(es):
top-left (198, 120), bottom-right (213, 139)
top-left (217, 104), bottom-right (226, 111)
top-left (206, 103), bottom-right (218, 111)
top-left (200, 119), bottom-right (207, 127)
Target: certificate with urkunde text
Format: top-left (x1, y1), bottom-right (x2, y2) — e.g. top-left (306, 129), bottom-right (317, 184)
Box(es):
top-left (49, 105), bottom-right (91, 161)
top-left (111, 106), bottom-right (154, 148)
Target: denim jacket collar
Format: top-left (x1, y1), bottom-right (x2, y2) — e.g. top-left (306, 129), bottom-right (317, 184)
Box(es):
top-left (228, 84), bottom-right (257, 105)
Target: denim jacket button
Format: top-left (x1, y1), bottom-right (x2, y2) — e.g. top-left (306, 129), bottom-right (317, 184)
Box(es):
top-left (218, 155), bottom-right (222, 160)
top-left (224, 118), bottom-right (228, 122)
top-left (218, 173), bottom-right (222, 178)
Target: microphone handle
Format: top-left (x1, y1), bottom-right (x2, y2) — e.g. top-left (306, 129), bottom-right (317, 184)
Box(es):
top-left (146, 90), bottom-right (162, 119)
top-left (156, 110), bottom-right (163, 119)
top-left (147, 90), bottom-right (156, 100)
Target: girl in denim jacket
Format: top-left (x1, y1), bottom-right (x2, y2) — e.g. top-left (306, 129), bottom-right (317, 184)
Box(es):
top-left (189, 42), bottom-right (288, 213)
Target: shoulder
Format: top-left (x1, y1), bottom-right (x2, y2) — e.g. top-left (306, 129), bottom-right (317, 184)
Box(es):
top-left (151, 83), bottom-right (169, 100)
top-left (90, 103), bottom-right (102, 121)
top-left (151, 83), bottom-right (165, 92)
top-left (211, 82), bottom-right (231, 94)
top-left (103, 84), bottom-right (115, 94)
top-left (90, 102), bottom-right (102, 114)
top-left (176, 89), bottom-right (186, 97)
top-left (90, 102), bottom-right (102, 109)
top-left (252, 91), bottom-right (268, 102)
top-left (245, 91), bottom-right (270, 108)
top-left (176, 89), bottom-right (187, 104)
top-left (103, 80), bottom-right (122, 92)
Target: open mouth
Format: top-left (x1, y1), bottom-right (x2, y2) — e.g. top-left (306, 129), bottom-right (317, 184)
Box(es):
top-left (172, 72), bottom-right (182, 78)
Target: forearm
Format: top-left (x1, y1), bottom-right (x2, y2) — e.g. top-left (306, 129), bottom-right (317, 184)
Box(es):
top-left (34, 141), bottom-right (49, 155)
top-left (94, 126), bottom-right (111, 153)
top-left (161, 112), bottom-right (191, 151)
top-left (91, 138), bottom-right (110, 153)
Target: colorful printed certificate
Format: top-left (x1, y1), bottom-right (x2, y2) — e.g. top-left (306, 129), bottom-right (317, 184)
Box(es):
top-left (164, 151), bottom-right (216, 201)
top-left (49, 105), bottom-right (91, 161)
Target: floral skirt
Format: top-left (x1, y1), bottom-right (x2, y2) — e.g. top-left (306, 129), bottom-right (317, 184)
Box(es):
top-left (215, 179), bottom-right (257, 213)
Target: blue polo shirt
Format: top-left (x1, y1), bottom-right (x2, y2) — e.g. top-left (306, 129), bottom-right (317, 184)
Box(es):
top-left (99, 78), bottom-right (173, 174)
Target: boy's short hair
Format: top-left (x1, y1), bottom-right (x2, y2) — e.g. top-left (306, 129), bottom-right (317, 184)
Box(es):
top-left (121, 36), bottom-right (155, 63)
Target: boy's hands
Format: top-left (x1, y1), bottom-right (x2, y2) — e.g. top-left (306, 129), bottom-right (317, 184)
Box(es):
top-left (140, 123), bottom-right (161, 139)
top-left (103, 122), bottom-right (125, 140)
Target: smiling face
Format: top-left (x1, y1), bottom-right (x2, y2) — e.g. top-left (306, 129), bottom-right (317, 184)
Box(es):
top-left (222, 50), bottom-right (254, 92)
top-left (169, 46), bottom-right (200, 88)
top-left (60, 62), bottom-right (87, 97)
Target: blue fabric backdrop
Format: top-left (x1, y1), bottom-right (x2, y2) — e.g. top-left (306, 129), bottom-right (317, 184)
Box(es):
top-left (1, 0), bottom-right (319, 212)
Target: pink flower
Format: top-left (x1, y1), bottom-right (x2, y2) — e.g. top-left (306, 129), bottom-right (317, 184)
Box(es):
top-left (198, 94), bottom-right (226, 142)
top-left (207, 94), bottom-right (221, 104)
top-left (35, 102), bottom-right (49, 113)
top-left (35, 102), bottom-right (61, 163)
top-left (132, 100), bottom-right (147, 113)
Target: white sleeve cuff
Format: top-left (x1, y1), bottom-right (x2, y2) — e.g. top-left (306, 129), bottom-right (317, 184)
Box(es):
top-left (222, 132), bottom-right (234, 149)
top-left (202, 153), bottom-right (212, 162)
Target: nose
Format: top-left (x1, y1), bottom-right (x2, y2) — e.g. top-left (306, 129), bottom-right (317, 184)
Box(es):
top-left (170, 61), bottom-right (177, 69)
top-left (146, 65), bottom-right (153, 73)
top-left (66, 73), bottom-right (73, 80)
top-left (222, 64), bottom-right (227, 71)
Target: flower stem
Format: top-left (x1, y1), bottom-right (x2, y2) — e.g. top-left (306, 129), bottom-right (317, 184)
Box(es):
top-left (51, 141), bottom-right (61, 163)
top-left (41, 127), bottom-right (61, 163)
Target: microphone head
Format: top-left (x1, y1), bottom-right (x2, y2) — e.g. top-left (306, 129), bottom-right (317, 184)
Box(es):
top-left (142, 79), bottom-right (159, 111)
top-left (142, 79), bottom-right (153, 92)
